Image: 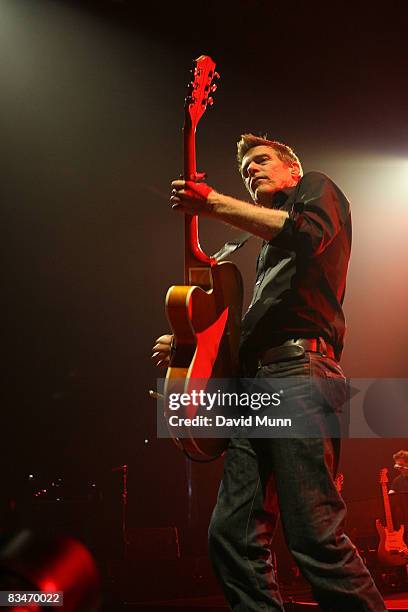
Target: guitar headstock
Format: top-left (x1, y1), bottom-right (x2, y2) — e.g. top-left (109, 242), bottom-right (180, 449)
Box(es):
top-left (184, 55), bottom-right (220, 129)
top-left (379, 467), bottom-right (389, 484)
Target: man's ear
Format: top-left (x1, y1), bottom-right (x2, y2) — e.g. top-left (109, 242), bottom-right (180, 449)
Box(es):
top-left (290, 162), bottom-right (301, 179)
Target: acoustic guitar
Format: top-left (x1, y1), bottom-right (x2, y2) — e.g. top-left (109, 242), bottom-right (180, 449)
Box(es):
top-left (163, 56), bottom-right (243, 461)
top-left (376, 467), bottom-right (408, 565)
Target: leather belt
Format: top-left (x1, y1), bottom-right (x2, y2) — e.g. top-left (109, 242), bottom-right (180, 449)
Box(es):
top-left (259, 337), bottom-right (336, 367)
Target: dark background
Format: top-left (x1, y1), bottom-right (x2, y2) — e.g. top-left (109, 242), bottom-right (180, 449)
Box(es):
top-left (1, 0), bottom-right (408, 558)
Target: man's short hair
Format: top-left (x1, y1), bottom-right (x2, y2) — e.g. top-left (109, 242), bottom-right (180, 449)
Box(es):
top-left (393, 450), bottom-right (408, 464)
top-left (236, 133), bottom-right (303, 176)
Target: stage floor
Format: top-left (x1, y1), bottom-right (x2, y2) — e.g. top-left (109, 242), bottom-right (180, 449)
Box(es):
top-left (113, 592), bottom-right (408, 611)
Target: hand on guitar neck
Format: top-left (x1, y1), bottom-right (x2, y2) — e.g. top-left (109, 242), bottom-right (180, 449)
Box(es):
top-left (170, 180), bottom-right (214, 214)
top-left (151, 334), bottom-right (173, 368)
top-left (169, 177), bottom-right (290, 241)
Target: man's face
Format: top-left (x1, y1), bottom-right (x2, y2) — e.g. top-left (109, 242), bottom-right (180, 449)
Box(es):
top-left (396, 461), bottom-right (408, 477)
top-left (240, 145), bottom-right (299, 206)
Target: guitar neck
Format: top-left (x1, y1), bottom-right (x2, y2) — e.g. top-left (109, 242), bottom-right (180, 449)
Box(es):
top-left (180, 54), bottom-right (219, 286)
top-left (381, 480), bottom-right (395, 531)
top-left (183, 120), bottom-right (213, 285)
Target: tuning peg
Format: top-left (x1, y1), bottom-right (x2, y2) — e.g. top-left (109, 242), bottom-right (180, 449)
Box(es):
top-left (214, 72), bottom-right (220, 79)
top-left (207, 97), bottom-right (214, 106)
top-left (211, 84), bottom-right (217, 92)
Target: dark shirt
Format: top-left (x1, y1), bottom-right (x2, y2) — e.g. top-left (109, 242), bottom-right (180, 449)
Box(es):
top-left (239, 171), bottom-right (352, 363)
top-left (390, 475), bottom-right (408, 529)
top-left (391, 474), bottom-right (408, 494)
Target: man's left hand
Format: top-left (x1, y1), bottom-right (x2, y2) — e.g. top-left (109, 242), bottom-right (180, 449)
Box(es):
top-left (170, 180), bottom-right (214, 216)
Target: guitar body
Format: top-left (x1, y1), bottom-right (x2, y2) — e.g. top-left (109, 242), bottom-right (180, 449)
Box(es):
top-left (164, 261), bottom-right (243, 460)
top-left (376, 520), bottom-right (408, 566)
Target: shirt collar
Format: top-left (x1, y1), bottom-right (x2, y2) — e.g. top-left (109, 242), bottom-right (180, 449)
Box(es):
top-left (271, 186), bottom-right (295, 209)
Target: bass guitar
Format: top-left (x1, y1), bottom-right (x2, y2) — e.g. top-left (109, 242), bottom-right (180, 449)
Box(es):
top-left (376, 467), bottom-right (408, 565)
top-left (163, 55), bottom-right (243, 461)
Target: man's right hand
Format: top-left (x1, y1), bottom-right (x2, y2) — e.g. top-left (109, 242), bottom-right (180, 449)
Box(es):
top-left (151, 334), bottom-right (173, 368)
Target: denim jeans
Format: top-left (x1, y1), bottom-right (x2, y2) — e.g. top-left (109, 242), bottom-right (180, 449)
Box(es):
top-left (208, 349), bottom-right (387, 611)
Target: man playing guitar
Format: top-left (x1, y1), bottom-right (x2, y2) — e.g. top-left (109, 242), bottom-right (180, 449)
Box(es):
top-left (152, 133), bottom-right (386, 611)
top-left (390, 450), bottom-right (408, 496)
top-left (389, 450), bottom-right (408, 551)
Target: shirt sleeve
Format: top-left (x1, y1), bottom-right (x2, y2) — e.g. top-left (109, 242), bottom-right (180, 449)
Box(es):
top-left (272, 172), bottom-right (351, 256)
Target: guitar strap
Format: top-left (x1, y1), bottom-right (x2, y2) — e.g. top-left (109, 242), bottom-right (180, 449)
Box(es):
top-left (211, 231), bottom-right (252, 261)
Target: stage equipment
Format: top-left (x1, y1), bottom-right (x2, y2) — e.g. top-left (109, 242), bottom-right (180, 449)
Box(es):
top-left (0, 529), bottom-right (100, 611)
